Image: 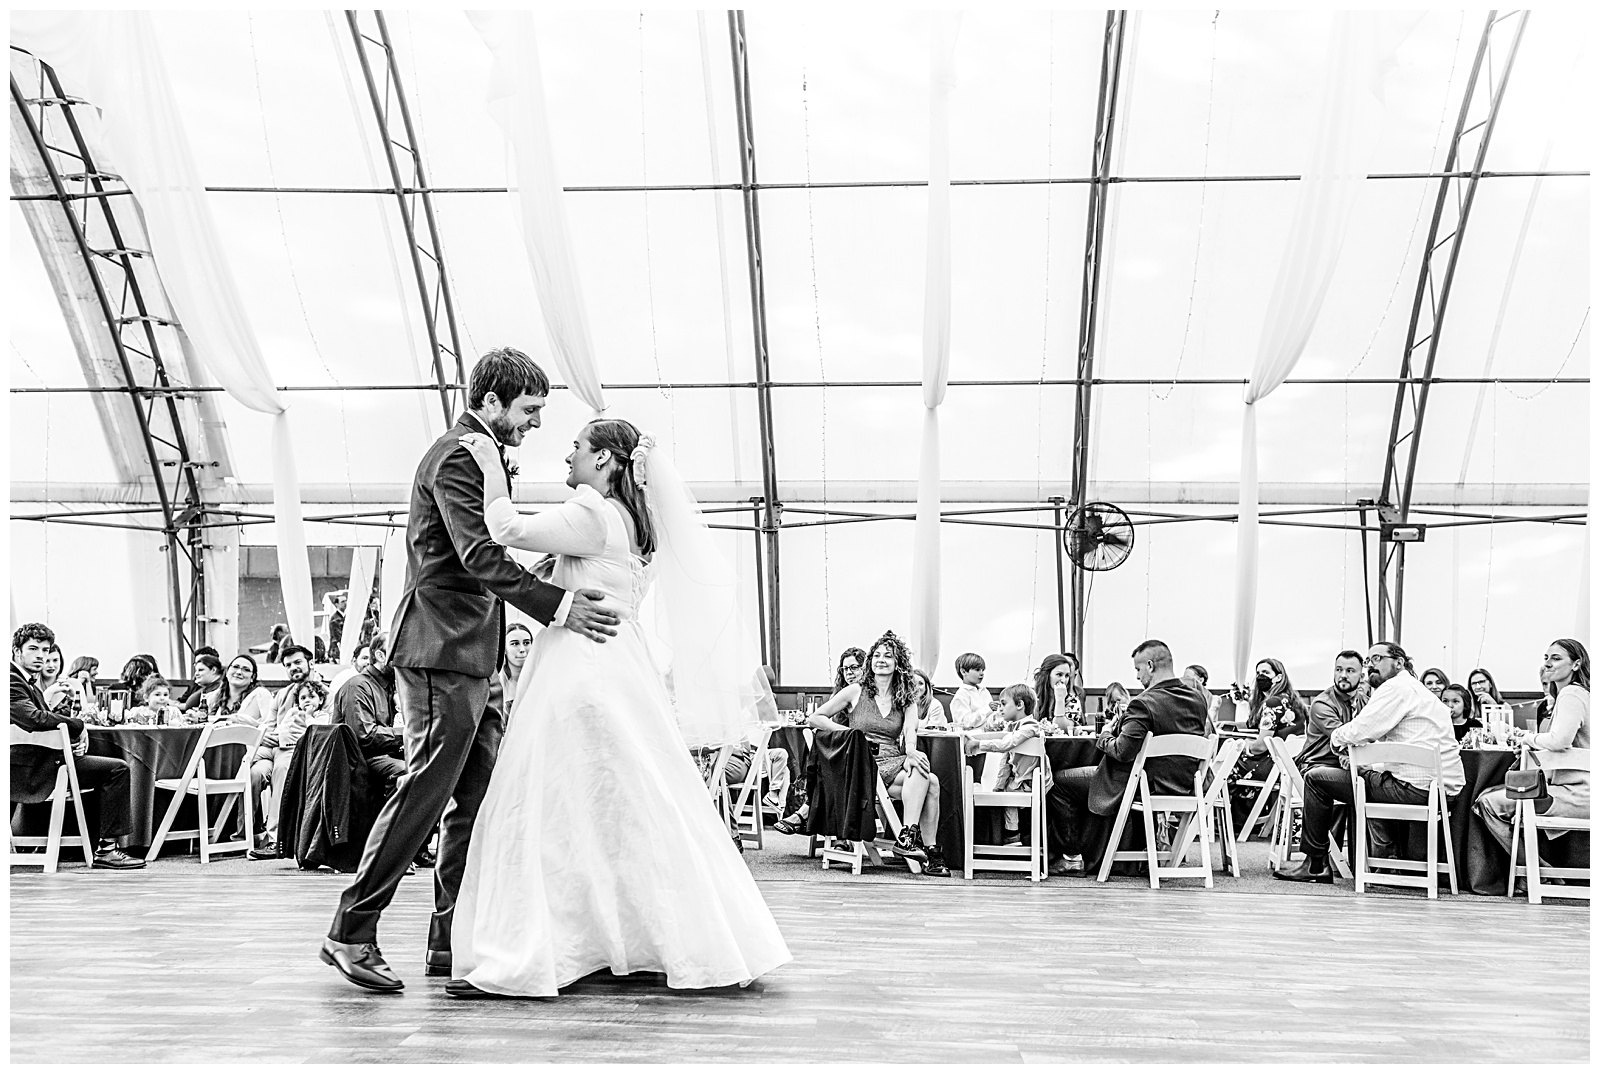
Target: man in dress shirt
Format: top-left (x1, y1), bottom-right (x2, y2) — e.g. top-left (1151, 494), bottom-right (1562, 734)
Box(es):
top-left (1274, 641), bottom-right (1465, 883)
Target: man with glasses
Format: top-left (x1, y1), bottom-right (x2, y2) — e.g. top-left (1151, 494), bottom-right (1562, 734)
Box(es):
top-left (1274, 641), bottom-right (1464, 884)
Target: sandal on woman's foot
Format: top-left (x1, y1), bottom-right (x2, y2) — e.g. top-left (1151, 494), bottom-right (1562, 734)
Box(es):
top-left (772, 815), bottom-right (802, 835)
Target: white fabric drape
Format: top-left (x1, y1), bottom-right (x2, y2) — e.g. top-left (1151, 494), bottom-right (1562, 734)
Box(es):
top-left (1232, 13), bottom-right (1414, 685)
top-left (379, 524), bottom-right (410, 640)
top-left (469, 11), bottom-right (606, 414)
top-left (338, 545), bottom-right (380, 666)
top-left (12, 11), bottom-right (314, 649)
top-left (910, 14), bottom-right (960, 676)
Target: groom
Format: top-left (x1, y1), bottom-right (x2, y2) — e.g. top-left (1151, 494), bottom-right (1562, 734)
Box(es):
top-left (321, 347), bottom-right (620, 992)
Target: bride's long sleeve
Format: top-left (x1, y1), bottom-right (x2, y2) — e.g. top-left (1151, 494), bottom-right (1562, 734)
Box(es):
top-left (484, 487), bottom-right (609, 556)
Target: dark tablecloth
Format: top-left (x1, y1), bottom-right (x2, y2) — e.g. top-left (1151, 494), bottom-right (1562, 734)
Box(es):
top-left (923, 733), bottom-right (1102, 872)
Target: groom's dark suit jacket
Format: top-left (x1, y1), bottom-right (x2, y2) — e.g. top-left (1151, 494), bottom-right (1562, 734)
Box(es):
top-left (387, 413), bottom-right (565, 677)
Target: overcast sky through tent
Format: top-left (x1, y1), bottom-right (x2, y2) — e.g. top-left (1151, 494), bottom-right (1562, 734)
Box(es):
top-left (8, 8), bottom-right (1590, 693)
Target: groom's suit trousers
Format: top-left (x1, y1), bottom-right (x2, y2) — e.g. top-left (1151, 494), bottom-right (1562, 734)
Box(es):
top-left (329, 667), bottom-right (504, 949)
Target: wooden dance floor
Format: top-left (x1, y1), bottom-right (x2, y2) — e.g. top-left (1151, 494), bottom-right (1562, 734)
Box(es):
top-left (9, 863), bottom-right (1589, 1063)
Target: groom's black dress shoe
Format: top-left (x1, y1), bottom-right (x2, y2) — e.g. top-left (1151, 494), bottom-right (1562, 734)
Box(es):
top-left (425, 950), bottom-right (452, 978)
top-left (320, 939), bottom-right (404, 992)
top-left (445, 978), bottom-right (502, 999)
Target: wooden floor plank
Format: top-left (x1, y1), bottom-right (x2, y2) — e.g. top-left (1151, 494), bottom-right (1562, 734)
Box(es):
top-left (9, 864), bottom-right (1588, 1064)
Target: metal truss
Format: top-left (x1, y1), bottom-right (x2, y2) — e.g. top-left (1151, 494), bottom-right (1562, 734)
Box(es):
top-left (1375, 10), bottom-right (1530, 644)
top-left (345, 9), bottom-right (465, 426)
top-left (729, 10), bottom-right (784, 677)
top-left (1067, 10), bottom-right (1129, 660)
top-left (10, 57), bottom-right (214, 667)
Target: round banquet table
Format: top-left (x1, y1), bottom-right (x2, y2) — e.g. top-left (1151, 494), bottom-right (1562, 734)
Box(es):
top-left (922, 732), bottom-right (1102, 873)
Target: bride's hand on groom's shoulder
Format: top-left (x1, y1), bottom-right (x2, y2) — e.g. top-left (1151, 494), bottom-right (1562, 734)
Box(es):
top-left (566, 589), bottom-right (621, 643)
top-left (457, 432), bottom-right (502, 473)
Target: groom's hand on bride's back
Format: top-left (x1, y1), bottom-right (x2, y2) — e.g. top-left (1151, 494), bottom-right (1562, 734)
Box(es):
top-left (566, 589), bottom-right (621, 642)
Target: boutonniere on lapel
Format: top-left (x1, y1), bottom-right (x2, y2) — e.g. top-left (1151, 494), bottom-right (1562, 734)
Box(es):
top-left (505, 456), bottom-right (519, 480)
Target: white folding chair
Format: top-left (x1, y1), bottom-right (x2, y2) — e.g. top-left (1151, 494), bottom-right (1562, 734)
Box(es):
top-left (145, 723), bottom-right (266, 863)
top-left (9, 726), bottom-right (95, 872)
top-left (1348, 742), bottom-right (1457, 898)
top-left (1233, 744), bottom-right (1282, 842)
top-left (722, 726), bottom-right (773, 850)
top-left (1097, 734), bottom-right (1215, 888)
top-left (820, 770), bottom-right (923, 876)
top-left (1508, 747), bottom-right (1591, 904)
top-left (1172, 736), bottom-right (1244, 878)
top-left (961, 734), bottom-right (1047, 881)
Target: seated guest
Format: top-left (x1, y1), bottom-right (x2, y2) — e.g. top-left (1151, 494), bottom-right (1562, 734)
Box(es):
top-left (950, 652), bottom-right (994, 731)
top-left (1474, 639), bottom-right (1590, 865)
top-left (1297, 650), bottom-right (1368, 770)
top-left (722, 737), bottom-right (792, 817)
top-left (808, 630), bottom-right (948, 876)
top-left (1420, 667), bottom-right (1450, 700)
top-left (501, 622), bottom-right (534, 717)
top-left (10, 623), bottom-right (144, 869)
top-left (1101, 681), bottom-right (1133, 732)
top-left (1035, 653), bottom-right (1085, 734)
top-left (211, 654), bottom-right (274, 725)
top-left (332, 632), bottom-right (405, 798)
top-left (1274, 641), bottom-right (1465, 883)
top-left (181, 654), bottom-right (226, 715)
top-left (833, 647), bottom-right (867, 692)
top-left (116, 654), bottom-right (160, 697)
top-left (246, 678), bottom-right (322, 858)
top-left (350, 643), bottom-right (374, 677)
top-left (1441, 683), bottom-right (1482, 743)
top-left (58, 655), bottom-right (101, 722)
top-left (1181, 664), bottom-right (1222, 731)
top-left (1045, 640), bottom-right (1208, 875)
top-left (35, 644), bottom-right (66, 709)
top-left (965, 683), bottom-right (1050, 845)
top-left (1467, 667), bottom-right (1507, 726)
top-left (126, 675), bottom-right (183, 726)
top-left (1230, 658), bottom-right (1309, 830)
top-left (177, 646), bottom-right (221, 710)
top-left (910, 669), bottom-right (949, 730)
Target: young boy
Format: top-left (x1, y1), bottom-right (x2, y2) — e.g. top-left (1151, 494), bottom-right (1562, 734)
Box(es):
top-left (951, 652), bottom-right (995, 731)
top-left (964, 683), bottom-right (1052, 844)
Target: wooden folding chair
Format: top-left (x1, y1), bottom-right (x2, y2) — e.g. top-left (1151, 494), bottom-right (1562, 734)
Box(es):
top-left (9, 726), bottom-right (95, 872)
top-left (145, 723), bottom-right (265, 863)
top-left (1348, 742), bottom-right (1457, 898)
top-left (1172, 736), bottom-right (1244, 878)
top-left (1097, 734), bottom-right (1215, 888)
top-left (1259, 736), bottom-right (1354, 880)
top-left (961, 734), bottom-right (1047, 881)
top-left (819, 771), bottom-right (923, 876)
top-left (1508, 747), bottom-right (1591, 905)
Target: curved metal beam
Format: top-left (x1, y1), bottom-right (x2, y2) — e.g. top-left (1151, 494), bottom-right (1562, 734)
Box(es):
top-left (1375, 10), bottom-right (1529, 643)
top-left (1067, 10), bottom-right (1128, 660)
top-left (345, 9), bottom-right (464, 425)
top-left (10, 61), bottom-right (212, 666)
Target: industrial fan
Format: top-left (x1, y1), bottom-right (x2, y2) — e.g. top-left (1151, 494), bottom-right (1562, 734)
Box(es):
top-left (1064, 502), bottom-right (1135, 572)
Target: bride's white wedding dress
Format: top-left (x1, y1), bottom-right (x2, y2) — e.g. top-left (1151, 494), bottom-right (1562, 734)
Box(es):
top-left (451, 483), bottom-right (791, 996)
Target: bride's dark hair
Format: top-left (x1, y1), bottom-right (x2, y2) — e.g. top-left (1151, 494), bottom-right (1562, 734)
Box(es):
top-left (584, 418), bottom-right (656, 556)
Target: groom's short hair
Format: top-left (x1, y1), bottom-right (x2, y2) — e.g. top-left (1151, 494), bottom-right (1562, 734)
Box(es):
top-left (469, 348), bottom-right (550, 409)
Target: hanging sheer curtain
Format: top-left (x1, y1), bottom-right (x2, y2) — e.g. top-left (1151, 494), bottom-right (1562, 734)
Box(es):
top-left (910, 15), bottom-right (961, 677)
top-left (1231, 13), bottom-right (1416, 686)
top-left (12, 11), bottom-right (315, 650)
top-left (469, 11), bottom-right (606, 414)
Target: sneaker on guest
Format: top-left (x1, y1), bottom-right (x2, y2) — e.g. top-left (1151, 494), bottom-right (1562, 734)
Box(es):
top-left (891, 823), bottom-right (929, 863)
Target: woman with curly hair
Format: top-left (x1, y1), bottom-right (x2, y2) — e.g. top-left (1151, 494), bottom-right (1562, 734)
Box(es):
top-left (808, 629), bottom-right (947, 875)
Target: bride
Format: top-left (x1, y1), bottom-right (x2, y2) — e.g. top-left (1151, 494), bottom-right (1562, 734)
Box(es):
top-left (448, 417), bottom-right (791, 997)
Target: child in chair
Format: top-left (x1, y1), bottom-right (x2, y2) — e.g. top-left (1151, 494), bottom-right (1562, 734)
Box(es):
top-left (127, 675), bottom-right (183, 725)
top-left (964, 683), bottom-right (1053, 845)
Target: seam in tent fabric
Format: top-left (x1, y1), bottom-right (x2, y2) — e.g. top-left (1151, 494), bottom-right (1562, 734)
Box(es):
top-left (1024, 11), bottom-right (1058, 673)
top-left (800, 48), bottom-right (832, 662)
